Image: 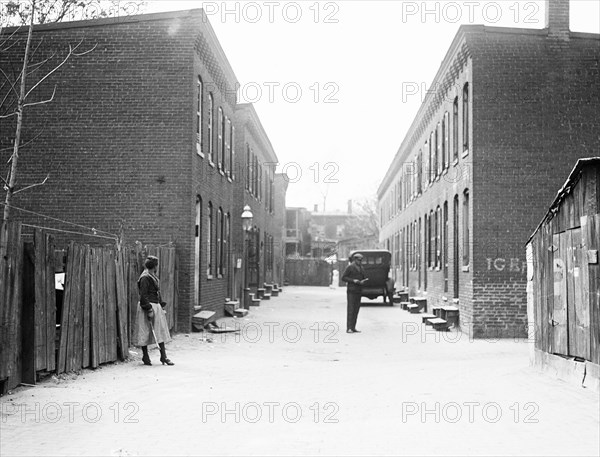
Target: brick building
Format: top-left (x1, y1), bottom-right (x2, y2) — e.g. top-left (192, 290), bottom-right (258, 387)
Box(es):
top-left (0, 9), bottom-right (284, 331)
top-left (377, 0), bottom-right (600, 338)
top-left (233, 103), bottom-right (282, 294)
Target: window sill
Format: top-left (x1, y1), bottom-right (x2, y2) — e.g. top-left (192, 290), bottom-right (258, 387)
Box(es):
top-left (196, 144), bottom-right (204, 157)
top-left (228, 177), bottom-right (233, 183)
top-left (435, 267), bottom-right (441, 272)
top-left (207, 274), bottom-right (214, 280)
top-left (462, 149), bottom-right (469, 158)
top-left (453, 158), bottom-right (459, 167)
top-left (217, 274), bottom-right (223, 279)
top-left (462, 265), bottom-right (470, 272)
top-left (209, 161), bottom-right (215, 168)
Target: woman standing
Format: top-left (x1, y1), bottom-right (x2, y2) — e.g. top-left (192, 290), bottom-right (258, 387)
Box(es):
top-left (135, 255), bottom-right (174, 366)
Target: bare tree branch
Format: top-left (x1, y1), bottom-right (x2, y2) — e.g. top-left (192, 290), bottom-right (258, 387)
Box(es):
top-left (24, 84), bottom-right (56, 107)
top-left (0, 68), bottom-right (21, 99)
top-left (24, 40), bottom-right (96, 100)
top-left (13, 173), bottom-right (49, 194)
top-left (0, 111), bottom-right (19, 119)
top-left (0, 131), bottom-right (44, 154)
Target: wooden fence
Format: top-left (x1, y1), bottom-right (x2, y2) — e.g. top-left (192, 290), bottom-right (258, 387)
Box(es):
top-left (284, 258), bottom-right (331, 286)
top-left (0, 222), bottom-right (178, 393)
top-left (0, 222), bottom-right (23, 392)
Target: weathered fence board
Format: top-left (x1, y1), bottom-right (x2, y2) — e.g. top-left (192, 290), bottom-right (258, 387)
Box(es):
top-left (584, 215), bottom-right (599, 364)
top-left (115, 250), bottom-right (129, 359)
top-left (0, 221), bottom-right (23, 392)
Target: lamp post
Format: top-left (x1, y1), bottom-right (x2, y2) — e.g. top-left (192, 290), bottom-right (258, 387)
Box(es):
top-left (241, 205), bottom-right (253, 309)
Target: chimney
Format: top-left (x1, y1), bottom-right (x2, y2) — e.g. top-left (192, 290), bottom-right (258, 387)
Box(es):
top-left (314, 204), bottom-right (318, 212)
top-left (545, 0), bottom-right (570, 39)
top-left (347, 199), bottom-right (353, 215)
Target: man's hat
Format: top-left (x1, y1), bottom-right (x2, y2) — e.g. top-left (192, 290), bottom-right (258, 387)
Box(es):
top-left (353, 253), bottom-right (364, 260)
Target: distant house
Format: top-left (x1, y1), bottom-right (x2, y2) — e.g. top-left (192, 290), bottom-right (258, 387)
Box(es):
top-left (377, 0), bottom-right (600, 338)
top-left (526, 158), bottom-right (599, 388)
top-left (284, 207), bottom-right (311, 257)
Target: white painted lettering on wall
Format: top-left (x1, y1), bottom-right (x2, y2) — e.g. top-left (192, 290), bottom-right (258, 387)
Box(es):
top-left (486, 258), bottom-right (526, 273)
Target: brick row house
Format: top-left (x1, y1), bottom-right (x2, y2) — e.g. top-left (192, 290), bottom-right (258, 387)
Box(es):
top-left (233, 103), bottom-right (285, 294)
top-left (377, 0), bottom-right (600, 338)
top-left (0, 9), bottom-right (285, 332)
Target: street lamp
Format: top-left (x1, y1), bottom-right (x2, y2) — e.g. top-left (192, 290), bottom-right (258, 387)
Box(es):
top-left (241, 205), bottom-right (253, 232)
top-left (241, 205), bottom-right (253, 309)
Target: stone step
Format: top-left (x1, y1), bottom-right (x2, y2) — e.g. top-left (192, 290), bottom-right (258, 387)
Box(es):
top-left (234, 308), bottom-right (249, 317)
top-left (421, 313), bottom-right (437, 324)
top-left (407, 304), bottom-right (421, 314)
top-left (400, 301), bottom-right (410, 311)
top-left (428, 317), bottom-right (449, 331)
top-left (261, 294), bottom-right (271, 300)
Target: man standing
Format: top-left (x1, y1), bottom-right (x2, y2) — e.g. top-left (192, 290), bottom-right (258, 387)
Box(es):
top-left (342, 253), bottom-right (368, 333)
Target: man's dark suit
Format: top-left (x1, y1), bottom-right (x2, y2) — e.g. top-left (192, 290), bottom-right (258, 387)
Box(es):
top-left (342, 261), bottom-right (366, 331)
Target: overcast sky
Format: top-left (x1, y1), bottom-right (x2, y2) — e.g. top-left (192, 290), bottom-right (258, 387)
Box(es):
top-left (144, 0), bottom-right (599, 213)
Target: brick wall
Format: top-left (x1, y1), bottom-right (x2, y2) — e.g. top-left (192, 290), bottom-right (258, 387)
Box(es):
top-left (378, 24), bottom-right (600, 338)
top-left (0, 11), bottom-right (241, 332)
top-left (471, 27), bottom-right (600, 337)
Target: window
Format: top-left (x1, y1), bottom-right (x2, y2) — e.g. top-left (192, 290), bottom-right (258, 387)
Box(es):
top-left (453, 97), bottom-right (459, 162)
top-left (246, 145), bottom-right (251, 190)
top-left (224, 117), bottom-right (230, 175)
top-left (217, 208), bottom-right (224, 276)
top-left (436, 206), bottom-right (441, 268)
top-left (196, 77), bottom-right (203, 152)
top-left (463, 190), bottom-right (470, 268)
top-left (429, 210), bottom-right (434, 268)
top-left (430, 132), bottom-right (435, 182)
top-left (435, 125), bottom-right (440, 178)
top-left (225, 213), bottom-right (230, 274)
top-left (417, 151), bottom-right (422, 194)
top-left (230, 125), bottom-right (235, 180)
top-left (424, 213), bottom-right (429, 268)
top-left (426, 140), bottom-right (431, 185)
top-left (208, 94), bottom-right (214, 164)
top-left (442, 112), bottom-right (449, 171)
top-left (462, 83), bottom-right (469, 153)
top-left (217, 108), bottom-right (224, 171)
top-left (398, 179), bottom-right (403, 211)
top-left (207, 202), bottom-right (213, 277)
top-left (443, 201), bottom-right (448, 292)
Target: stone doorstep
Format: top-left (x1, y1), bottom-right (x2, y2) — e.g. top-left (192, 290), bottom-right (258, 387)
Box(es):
top-left (224, 300), bottom-right (240, 317)
top-left (428, 317), bottom-right (449, 331)
top-left (421, 313), bottom-right (437, 324)
top-left (400, 301), bottom-right (410, 310)
top-left (234, 308), bottom-right (249, 317)
top-left (261, 294), bottom-right (271, 300)
top-left (271, 290), bottom-right (279, 297)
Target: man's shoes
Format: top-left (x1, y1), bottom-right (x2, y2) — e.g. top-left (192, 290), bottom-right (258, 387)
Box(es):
top-left (352, 329), bottom-right (361, 333)
top-left (346, 329), bottom-right (354, 333)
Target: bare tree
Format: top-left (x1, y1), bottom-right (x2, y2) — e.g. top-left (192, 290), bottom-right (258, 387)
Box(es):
top-left (0, 0), bottom-right (146, 223)
top-left (1, 0), bottom-right (146, 26)
top-left (345, 197), bottom-right (379, 241)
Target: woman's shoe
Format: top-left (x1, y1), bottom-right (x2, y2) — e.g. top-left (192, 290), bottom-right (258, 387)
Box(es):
top-left (160, 357), bottom-right (174, 366)
top-left (142, 355), bottom-right (152, 366)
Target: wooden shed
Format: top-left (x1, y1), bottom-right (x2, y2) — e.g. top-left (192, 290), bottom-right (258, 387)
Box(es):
top-left (527, 158), bottom-right (599, 388)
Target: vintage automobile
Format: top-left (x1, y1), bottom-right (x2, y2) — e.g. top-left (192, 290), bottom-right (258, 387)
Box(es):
top-left (347, 249), bottom-right (394, 304)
